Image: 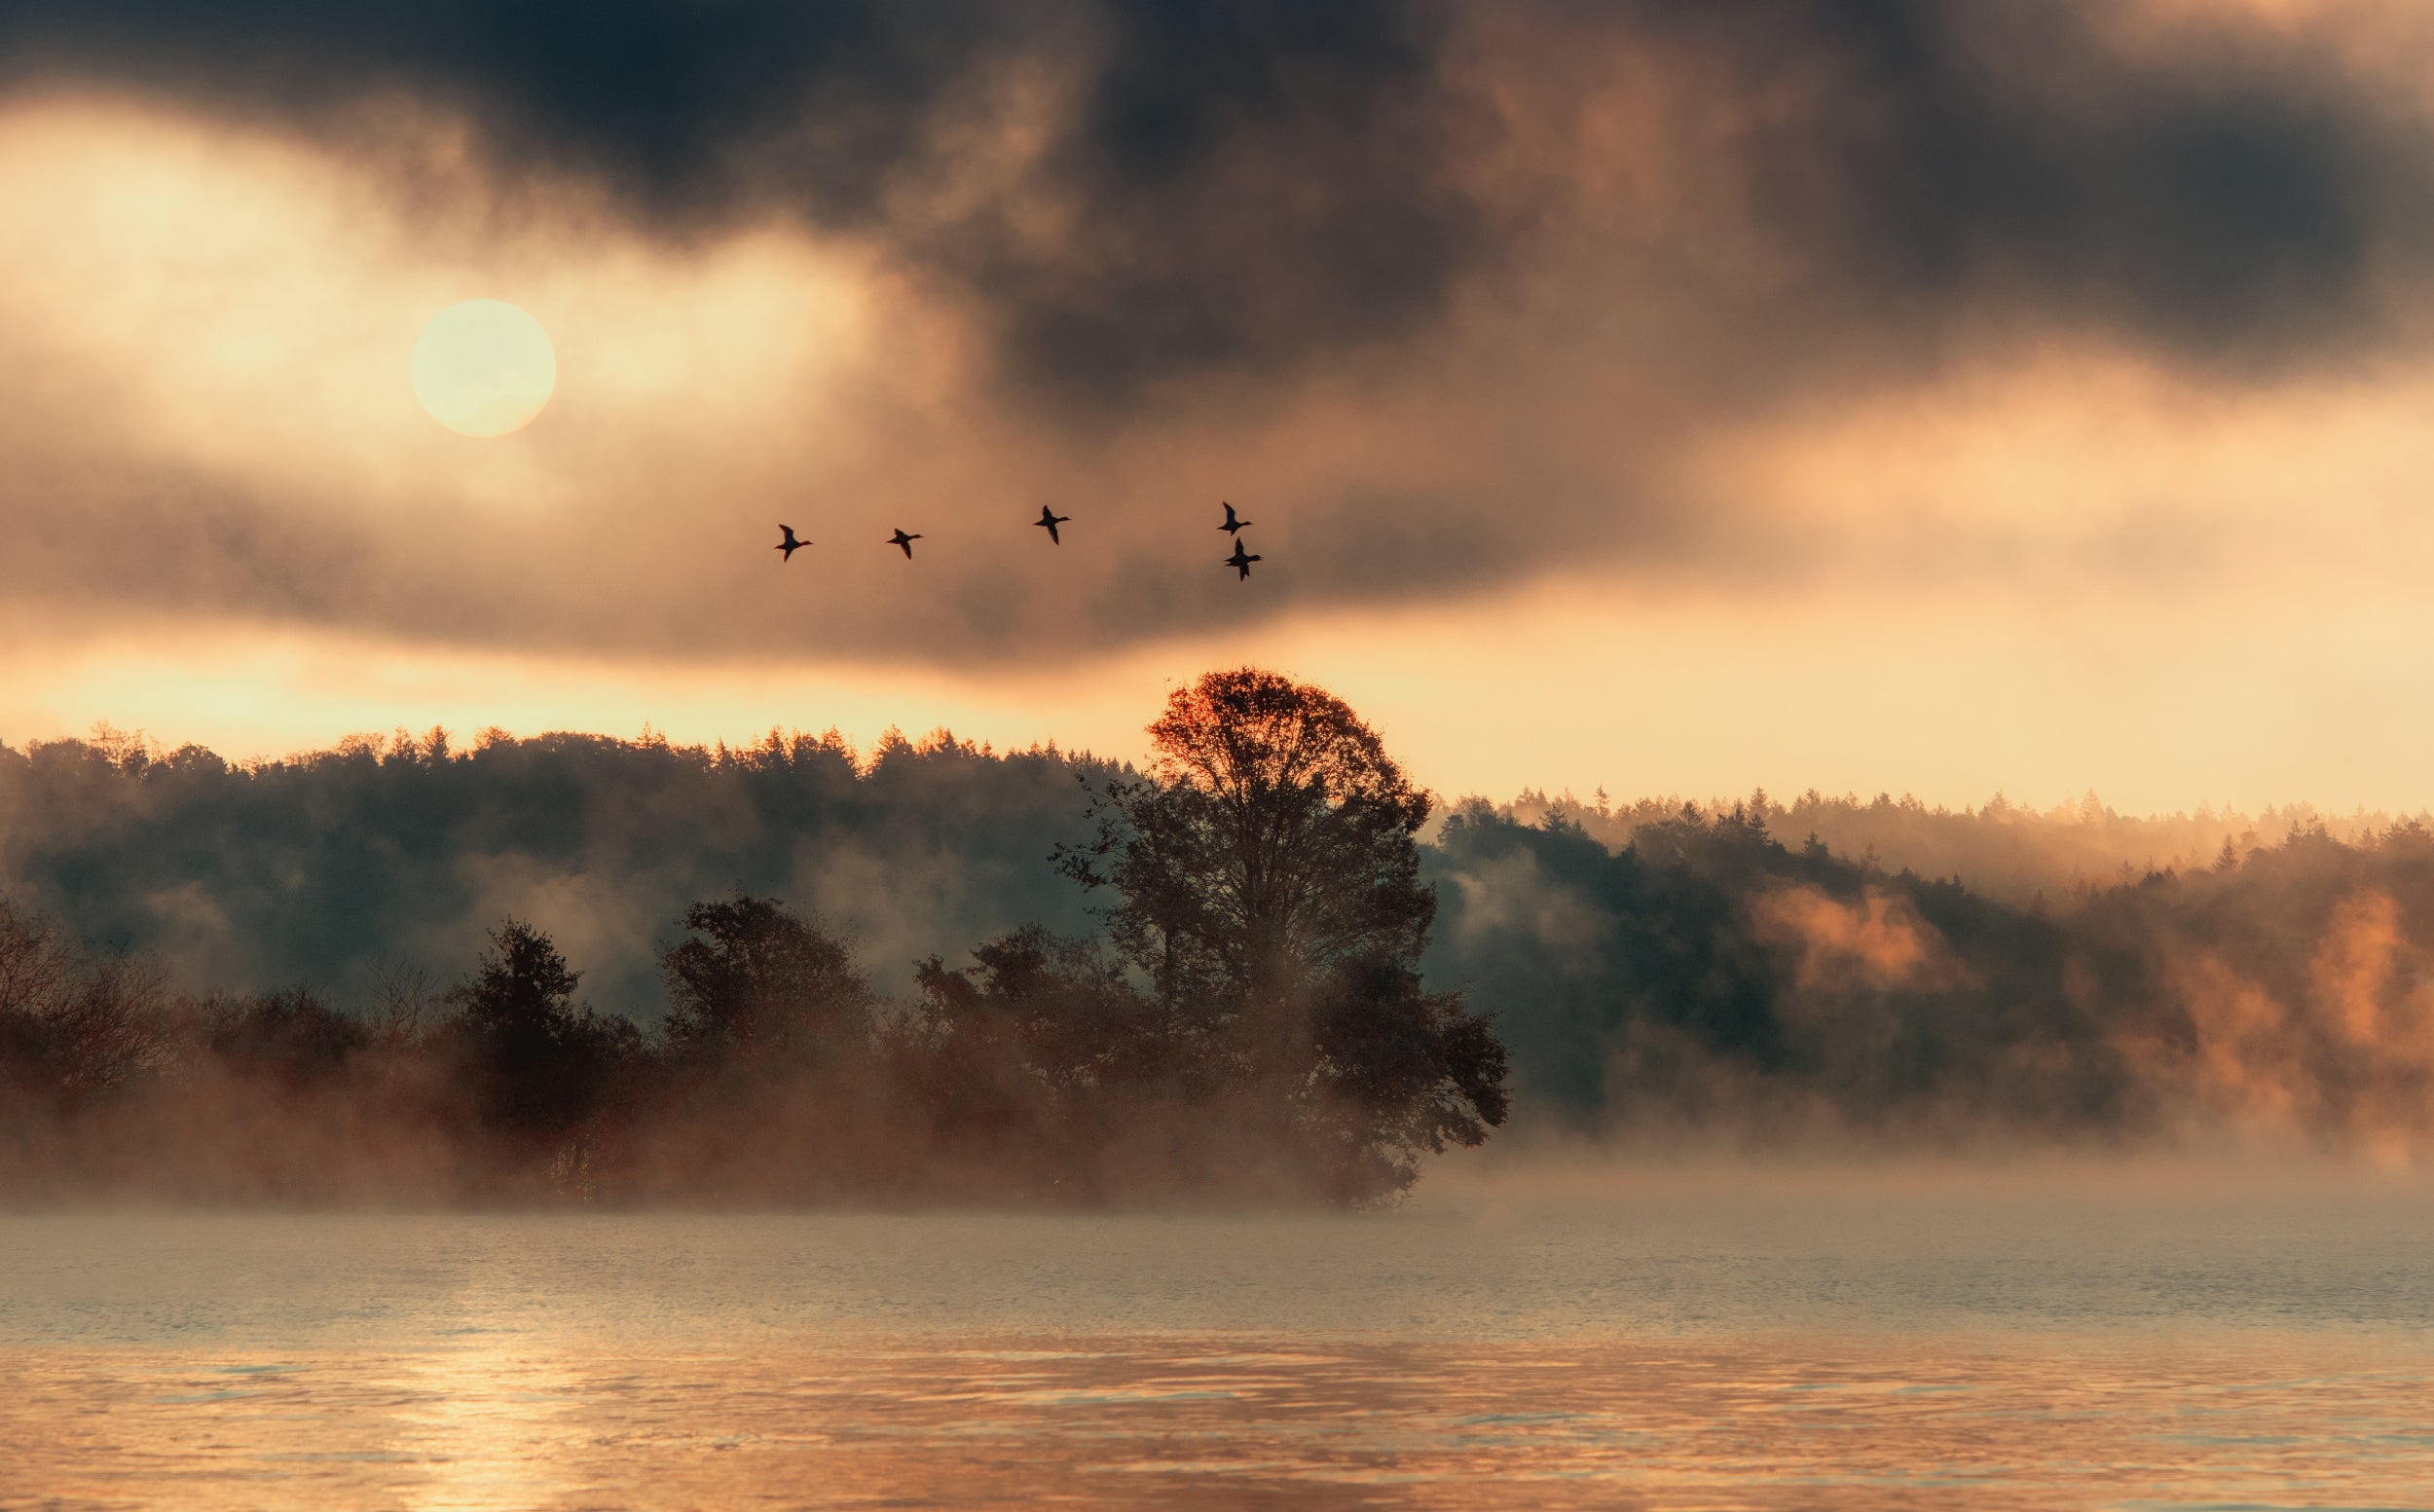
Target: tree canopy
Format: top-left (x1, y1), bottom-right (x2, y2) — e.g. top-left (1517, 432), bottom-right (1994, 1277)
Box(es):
top-left (660, 895), bottom-right (871, 1064)
top-left (1067, 668), bottom-right (1508, 1198)
top-left (447, 919), bottom-right (637, 1142)
top-left (1070, 667), bottom-right (1437, 1002)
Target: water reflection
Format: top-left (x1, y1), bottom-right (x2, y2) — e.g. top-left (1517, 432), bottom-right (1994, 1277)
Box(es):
top-left (9, 1332), bottom-right (2431, 1509)
top-left (385, 1338), bottom-right (588, 1512)
top-left (7, 1196), bottom-right (2433, 1508)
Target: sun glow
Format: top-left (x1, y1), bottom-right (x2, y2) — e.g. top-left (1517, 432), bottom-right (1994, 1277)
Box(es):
top-left (410, 298), bottom-right (556, 437)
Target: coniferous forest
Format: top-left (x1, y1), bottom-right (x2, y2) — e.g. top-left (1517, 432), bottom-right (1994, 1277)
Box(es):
top-left (7, 667), bottom-right (2434, 1207)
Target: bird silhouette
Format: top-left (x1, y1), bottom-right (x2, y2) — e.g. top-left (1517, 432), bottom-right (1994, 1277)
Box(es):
top-left (889, 529), bottom-right (923, 559)
top-left (1226, 540), bottom-right (1261, 580)
top-left (1219, 501), bottom-right (1252, 535)
top-left (1035, 505), bottom-right (1071, 544)
top-left (775, 525), bottom-right (810, 561)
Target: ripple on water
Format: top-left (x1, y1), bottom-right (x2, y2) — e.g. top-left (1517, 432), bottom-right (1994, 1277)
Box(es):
top-left (0, 1198), bottom-right (2428, 1508)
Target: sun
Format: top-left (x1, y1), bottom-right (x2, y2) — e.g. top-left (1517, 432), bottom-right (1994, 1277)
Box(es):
top-left (411, 299), bottom-right (557, 437)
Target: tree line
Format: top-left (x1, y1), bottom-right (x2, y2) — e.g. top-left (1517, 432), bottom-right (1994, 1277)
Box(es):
top-left (0, 717), bottom-right (1110, 1013)
top-left (0, 671), bottom-right (1508, 1207)
top-left (1433, 797), bottom-right (2434, 1152)
top-left (13, 669), bottom-right (2434, 1183)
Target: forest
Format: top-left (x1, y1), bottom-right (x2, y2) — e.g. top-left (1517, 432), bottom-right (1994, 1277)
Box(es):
top-left (1435, 799), bottom-right (2434, 1153)
top-left (6, 669), bottom-right (2434, 1206)
top-left (0, 672), bottom-right (1505, 1206)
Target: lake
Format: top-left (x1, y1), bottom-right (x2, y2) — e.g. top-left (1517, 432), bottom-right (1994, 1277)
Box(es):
top-left (5, 1162), bottom-right (2430, 1509)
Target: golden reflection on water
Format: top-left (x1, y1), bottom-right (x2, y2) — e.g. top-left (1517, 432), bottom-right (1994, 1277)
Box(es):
top-left (386, 1338), bottom-right (588, 1512)
top-left (7, 1332), bottom-right (2430, 1510)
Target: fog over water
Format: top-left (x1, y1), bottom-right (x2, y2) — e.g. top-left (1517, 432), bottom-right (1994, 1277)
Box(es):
top-left (12, 1162), bottom-right (2434, 1345)
top-left (7, 1167), bottom-right (2432, 1508)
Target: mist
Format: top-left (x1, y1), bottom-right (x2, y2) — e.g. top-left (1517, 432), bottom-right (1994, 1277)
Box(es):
top-left (1435, 796), bottom-right (2434, 1158)
top-left (0, 706), bottom-right (1509, 1208)
top-left (11, 10), bottom-right (2433, 1508)
top-left (8, 722), bottom-right (2434, 1211)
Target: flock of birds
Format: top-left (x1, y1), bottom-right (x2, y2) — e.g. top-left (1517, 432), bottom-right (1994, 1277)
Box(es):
top-left (774, 502), bottom-right (1266, 579)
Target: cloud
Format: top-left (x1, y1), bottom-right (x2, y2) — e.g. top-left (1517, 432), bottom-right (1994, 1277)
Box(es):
top-left (1610, 0), bottom-right (2428, 369)
top-left (0, 0), bottom-right (1493, 405)
top-left (3, 0), bottom-right (2434, 668)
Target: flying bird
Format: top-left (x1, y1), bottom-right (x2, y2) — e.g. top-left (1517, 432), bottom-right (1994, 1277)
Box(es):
top-left (775, 525), bottom-right (810, 561)
top-left (1226, 540), bottom-right (1261, 580)
top-left (1035, 506), bottom-right (1071, 545)
top-left (1219, 501), bottom-right (1251, 535)
top-left (889, 529), bottom-right (923, 558)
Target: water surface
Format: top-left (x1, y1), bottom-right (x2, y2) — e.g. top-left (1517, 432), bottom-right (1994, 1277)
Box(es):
top-left (5, 1174), bottom-right (2429, 1508)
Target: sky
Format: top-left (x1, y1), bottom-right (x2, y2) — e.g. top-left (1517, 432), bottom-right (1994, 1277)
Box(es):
top-left (6, 0), bottom-right (2434, 812)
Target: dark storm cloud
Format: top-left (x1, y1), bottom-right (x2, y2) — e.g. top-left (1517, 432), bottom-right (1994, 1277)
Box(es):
top-left (1626, 0), bottom-right (2412, 370)
top-left (0, 0), bottom-right (1485, 406)
top-left (981, 2), bottom-right (1494, 402)
top-left (0, 2), bottom-right (939, 216)
top-left (1, 0), bottom-right (2431, 662)
top-left (2, 0), bottom-right (2424, 400)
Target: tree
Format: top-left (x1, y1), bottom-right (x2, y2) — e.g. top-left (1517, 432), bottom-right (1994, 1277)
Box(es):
top-left (1065, 668), bottom-right (1508, 1201)
top-left (1066, 667), bottom-right (1436, 1003)
top-left (202, 989), bottom-right (369, 1090)
top-left (659, 896), bottom-right (871, 1067)
top-left (0, 898), bottom-right (163, 1109)
top-left (912, 925), bottom-right (1175, 1098)
top-left (1308, 957), bottom-right (1509, 1202)
top-left (448, 919), bottom-right (636, 1143)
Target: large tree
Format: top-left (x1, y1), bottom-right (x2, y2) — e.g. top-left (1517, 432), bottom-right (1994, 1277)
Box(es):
top-left (1066, 668), bottom-right (1507, 1199)
top-left (1070, 667), bottom-right (1436, 1000)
